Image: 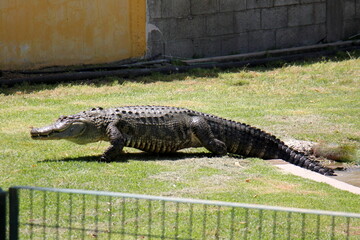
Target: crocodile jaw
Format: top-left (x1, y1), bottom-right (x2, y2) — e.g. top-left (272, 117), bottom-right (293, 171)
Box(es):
top-left (31, 121), bottom-right (87, 140)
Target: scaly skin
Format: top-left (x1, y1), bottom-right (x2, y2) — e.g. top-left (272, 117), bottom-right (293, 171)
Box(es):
top-left (30, 106), bottom-right (335, 175)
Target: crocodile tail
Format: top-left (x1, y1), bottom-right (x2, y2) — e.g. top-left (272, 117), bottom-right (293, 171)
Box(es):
top-left (205, 116), bottom-right (335, 176)
top-left (242, 125), bottom-right (335, 176)
top-left (224, 122), bottom-right (335, 176)
top-left (276, 143), bottom-right (335, 176)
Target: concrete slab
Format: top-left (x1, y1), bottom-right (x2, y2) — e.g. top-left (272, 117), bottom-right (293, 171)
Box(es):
top-left (268, 159), bottom-right (360, 195)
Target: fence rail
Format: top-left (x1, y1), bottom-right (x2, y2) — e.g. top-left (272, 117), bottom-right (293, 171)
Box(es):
top-left (2, 186), bottom-right (360, 239)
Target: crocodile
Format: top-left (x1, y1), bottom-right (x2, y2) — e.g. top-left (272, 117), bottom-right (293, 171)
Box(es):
top-left (30, 106), bottom-right (335, 175)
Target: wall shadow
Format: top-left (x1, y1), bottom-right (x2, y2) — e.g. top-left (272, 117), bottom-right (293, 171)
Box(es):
top-left (1, 49), bottom-right (359, 95)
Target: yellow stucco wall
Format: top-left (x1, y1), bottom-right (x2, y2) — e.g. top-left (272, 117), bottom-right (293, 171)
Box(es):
top-left (0, 0), bottom-right (146, 70)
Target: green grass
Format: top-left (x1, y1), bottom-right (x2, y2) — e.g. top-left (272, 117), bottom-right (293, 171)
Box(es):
top-left (1, 53), bottom-right (360, 238)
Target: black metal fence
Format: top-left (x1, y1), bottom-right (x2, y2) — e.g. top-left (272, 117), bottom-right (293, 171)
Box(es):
top-left (1, 186), bottom-right (360, 239)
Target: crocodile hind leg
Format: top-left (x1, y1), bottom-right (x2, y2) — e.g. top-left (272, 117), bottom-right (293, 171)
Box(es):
top-left (190, 116), bottom-right (227, 155)
top-left (100, 122), bottom-right (125, 162)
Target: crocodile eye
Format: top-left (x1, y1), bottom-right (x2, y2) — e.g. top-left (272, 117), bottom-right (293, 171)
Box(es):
top-left (58, 115), bottom-right (67, 121)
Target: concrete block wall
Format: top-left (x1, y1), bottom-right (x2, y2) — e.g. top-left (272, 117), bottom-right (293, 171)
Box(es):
top-left (146, 0), bottom-right (360, 59)
top-left (344, 0), bottom-right (360, 39)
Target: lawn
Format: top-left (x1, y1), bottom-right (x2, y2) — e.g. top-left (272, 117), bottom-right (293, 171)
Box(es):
top-left (1, 52), bottom-right (359, 216)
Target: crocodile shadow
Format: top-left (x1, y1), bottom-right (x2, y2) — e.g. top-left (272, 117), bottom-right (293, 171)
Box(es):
top-left (39, 152), bottom-right (242, 163)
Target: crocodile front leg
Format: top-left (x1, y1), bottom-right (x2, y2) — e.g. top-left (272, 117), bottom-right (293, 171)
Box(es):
top-left (190, 116), bottom-right (227, 155)
top-left (100, 122), bottom-right (125, 162)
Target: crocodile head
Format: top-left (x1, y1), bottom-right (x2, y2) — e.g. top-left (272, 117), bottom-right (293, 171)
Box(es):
top-left (30, 115), bottom-right (105, 145)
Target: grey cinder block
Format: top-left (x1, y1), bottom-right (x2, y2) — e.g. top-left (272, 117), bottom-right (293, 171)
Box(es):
top-left (206, 13), bottom-right (234, 36)
top-left (234, 10), bottom-right (261, 33)
top-left (261, 7), bottom-right (288, 29)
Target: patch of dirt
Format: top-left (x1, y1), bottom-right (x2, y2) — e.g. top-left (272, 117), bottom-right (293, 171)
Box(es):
top-left (156, 156), bottom-right (248, 171)
top-left (150, 156), bottom-right (327, 197)
top-left (150, 156), bottom-right (250, 196)
top-left (146, 139), bottom-right (353, 196)
top-left (284, 139), bottom-right (315, 154)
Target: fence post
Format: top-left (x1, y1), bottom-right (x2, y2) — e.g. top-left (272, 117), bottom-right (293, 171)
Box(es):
top-left (9, 188), bottom-right (19, 240)
top-left (0, 188), bottom-right (7, 240)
